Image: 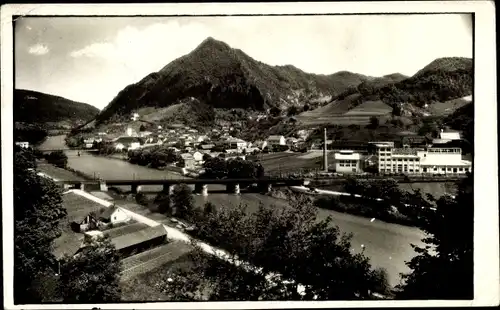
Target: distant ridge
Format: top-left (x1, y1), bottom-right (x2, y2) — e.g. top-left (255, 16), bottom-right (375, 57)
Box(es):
top-left (14, 89), bottom-right (100, 127)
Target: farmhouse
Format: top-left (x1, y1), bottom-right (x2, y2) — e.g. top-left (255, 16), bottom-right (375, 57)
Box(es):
top-left (113, 136), bottom-right (141, 151)
top-left (267, 135), bottom-right (286, 146)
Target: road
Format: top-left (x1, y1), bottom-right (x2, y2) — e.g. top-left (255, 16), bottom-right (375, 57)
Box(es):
top-left (39, 135), bottom-right (426, 287)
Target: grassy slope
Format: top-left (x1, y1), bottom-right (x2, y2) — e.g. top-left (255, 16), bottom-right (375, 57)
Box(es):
top-left (297, 57), bottom-right (472, 127)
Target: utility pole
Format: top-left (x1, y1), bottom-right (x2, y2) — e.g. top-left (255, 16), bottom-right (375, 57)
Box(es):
top-left (323, 127), bottom-right (328, 172)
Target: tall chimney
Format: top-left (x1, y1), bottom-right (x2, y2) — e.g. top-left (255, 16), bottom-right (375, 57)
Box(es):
top-left (323, 128), bottom-right (328, 172)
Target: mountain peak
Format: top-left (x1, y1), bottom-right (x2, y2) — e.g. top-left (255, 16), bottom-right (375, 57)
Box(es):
top-left (196, 36), bottom-right (231, 50)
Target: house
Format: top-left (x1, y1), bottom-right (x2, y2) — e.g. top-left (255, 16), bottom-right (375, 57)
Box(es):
top-left (196, 135), bottom-right (209, 143)
top-left (113, 137), bottom-right (142, 151)
top-left (401, 136), bottom-right (431, 148)
top-left (253, 140), bottom-right (268, 150)
top-left (188, 129), bottom-right (198, 133)
top-left (334, 150), bottom-right (363, 173)
top-left (199, 143), bottom-right (215, 151)
top-left (97, 205), bottom-right (130, 225)
top-left (126, 127), bottom-right (137, 137)
top-left (139, 131), bottom-right (153, 138)
top-left (76, 225), bottom-right (169, 258)
top-left (286, 137), bottom-right (300, 146)
top-left (180, 153), bottom-right (196, 169)
top-left (110, 225), bottom-right (168, 257)
top-left (267, 135), bottom-right (286, 146)
top-left (192, 151), bottom-right (204, 162)
top-left (439, 129), bottom-right (461, 141)
top-left (228, 138), bottom-right (247, 151)
top-left (15, 141), bottom-right (30, 148)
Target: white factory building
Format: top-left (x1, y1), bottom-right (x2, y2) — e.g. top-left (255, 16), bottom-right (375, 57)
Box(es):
top-left (373, 142), bottom-right (472, 175)
top-left (334, 150), bottom-right (363, 173)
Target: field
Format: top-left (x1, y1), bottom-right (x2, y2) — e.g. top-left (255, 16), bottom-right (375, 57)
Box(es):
top-left (120, 241), bottom-right (194, 281)
top-left (120, 251), bottom-right (197, 301)
top-left (427, 96), bottom-right (472, 116)
top-left (53, 192), bottom-right (106, 259)
top-left (249, 152), bottom-right (336, 174)
top-left (296, 96), bottom-right (392, 126)
top-left (37, 162), bottom-right (86, 181)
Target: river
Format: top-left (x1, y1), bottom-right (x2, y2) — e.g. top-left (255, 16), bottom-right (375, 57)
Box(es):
top-left (39, 135), bottom-right (426, 287)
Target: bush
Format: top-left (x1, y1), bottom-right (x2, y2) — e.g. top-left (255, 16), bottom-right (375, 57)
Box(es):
top-left (46, 150), bottom-right (68, 168)
top-left (171, 184), bottom-right (194, 220)
top-left (135, 192), bottom-right (149, 206)
top-left (154, 192), bottom-right (171, 214)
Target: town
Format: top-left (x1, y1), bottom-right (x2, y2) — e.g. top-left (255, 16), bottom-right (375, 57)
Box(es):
top-left (41, 110), bottom-right (472, 178)
top-left (9, 11), bottom-right (483, 307)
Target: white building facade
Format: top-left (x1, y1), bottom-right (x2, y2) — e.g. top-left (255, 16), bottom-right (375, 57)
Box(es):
top-left (373, 142), bottom-right (472, 175)
top-left (334, 150), bottom-right (363, 173)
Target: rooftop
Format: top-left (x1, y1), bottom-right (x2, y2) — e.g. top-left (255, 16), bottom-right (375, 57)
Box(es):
top-left (111, 225), bottom-right (168, 251)
top-left (334, 153), bottom-right (361, 160)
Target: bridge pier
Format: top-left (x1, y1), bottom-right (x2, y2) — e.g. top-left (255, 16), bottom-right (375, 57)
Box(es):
top-left (226, 183), bottom-right (240, 194)
top-left (194, 183), bottom-right (209, 196)
top-left (131, 184), bottom-right (142, 194)
top-left (99, 181), bottom-right (108, 192)
top-left (162, 184), bottom-right (174, 195)
top-left (259, 182), bottom-right (272, 193)
top-left (77, 182), bottom-right (85, 191)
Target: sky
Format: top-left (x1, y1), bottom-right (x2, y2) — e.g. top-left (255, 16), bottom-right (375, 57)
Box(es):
top-left (15, 14), bottom-right (473, 110)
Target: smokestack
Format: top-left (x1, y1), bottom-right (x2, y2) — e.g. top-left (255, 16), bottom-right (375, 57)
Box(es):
top-left (323, 128), bottom-right (328, 172)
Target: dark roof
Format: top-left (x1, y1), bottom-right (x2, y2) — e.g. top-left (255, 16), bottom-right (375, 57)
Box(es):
top-left (111, 225), bottom-right (167, 250)
top-left (200, 144), bottom-right (215, 150)
top-left (402, 136), bottom-right (430, 145)
top-left (114, 137), bottom-right (141, 144)
top-left (98, 205), bottom-right (118, 220)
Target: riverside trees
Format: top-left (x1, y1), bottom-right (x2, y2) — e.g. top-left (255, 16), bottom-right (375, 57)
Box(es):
top-left (396, 174), bottom-right (473, 299)
top-left (59, 237), bottom-right (122, 303)
top-left (14, 146), bottom-right (123, 303)
top-left (163, 194), bottom-right (390, 300)
top-left (14, 146), bottom-right (67, 303)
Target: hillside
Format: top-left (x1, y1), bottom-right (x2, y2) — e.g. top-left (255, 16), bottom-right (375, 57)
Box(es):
top-left (95, 37), bottom-right (370, 125)
top-left (297, 57), bottom-right (473, 126)
top-left (14, 89), bottom-right (99, 128)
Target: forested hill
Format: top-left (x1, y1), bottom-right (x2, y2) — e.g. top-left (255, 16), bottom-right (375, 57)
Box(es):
top-left (95, 37), bottom-right (371, 125)
top-left (333, 57), bottom-right (473, 110)
top-left (14, 89), bottom-right (99, 126)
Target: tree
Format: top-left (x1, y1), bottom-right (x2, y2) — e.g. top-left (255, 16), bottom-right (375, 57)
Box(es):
top-left (165, 195), bottom-right (389, 300)
top-left (59, 236), bottom-right (122, 303)
top-left (269, 106), bottom-right (281, 117)
top-left (303, 104), bottom-right (310, 112)
top-left (395, 174), bottom-right (473, 299)
top-left (14, 147), bottom-right (67, 303)
top-left (287, 106), bottom-right (299, 117)
top-left (369, 116), bottom-right (380, 128)
top-left (154, 192), bottom-right (171, 214)
top-left (203, 202), bottom-right (216, 216)
top-left (46, 150), bottom-right (68, 168)
top-left (171, 184), bottom-right (195, 220)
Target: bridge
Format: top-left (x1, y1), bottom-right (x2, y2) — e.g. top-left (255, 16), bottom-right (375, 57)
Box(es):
top-left (39, 148), bottom-right (99, 153)
top-left (56, 177), bottom-right (310, 196)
